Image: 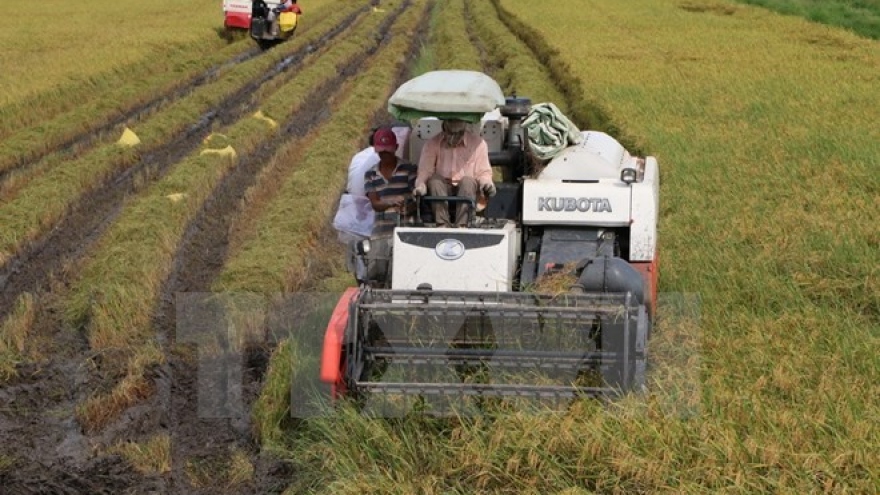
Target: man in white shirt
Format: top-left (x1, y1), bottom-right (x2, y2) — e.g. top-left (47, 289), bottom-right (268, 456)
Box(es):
top-left (336, 125), bottom-right (411, 282)
top-left (346, 131), bottom-right (381, 197)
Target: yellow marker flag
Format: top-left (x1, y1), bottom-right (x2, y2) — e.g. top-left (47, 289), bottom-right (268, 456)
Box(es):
top-left (372, 6), bottom-right (385, 12)
top-left (166, 193), bottom-right (187, 203)
top-left (200, 145), bottom-right (237, 158)
top-left (253, 110), bottom-right (278, 129)
top-left (117, 128), bottom-right (141, 147)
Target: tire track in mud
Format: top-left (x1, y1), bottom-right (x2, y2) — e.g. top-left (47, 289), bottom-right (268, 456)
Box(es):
top-left (0, 47), bottom-right (261, 185)
top-left (0, 7), bottom-right (368, 325)
top-left (0, 9), bottom-right (373, 495)
top-left (152, 3), bottom-right (422, 493)
top-left (462, 0), bottom-right (495, 77)
top-left (0, 1), bottom-right (426, 494)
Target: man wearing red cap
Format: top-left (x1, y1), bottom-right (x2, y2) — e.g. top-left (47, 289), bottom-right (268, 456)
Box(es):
top-left (358, 127), bottom-right (417, 283)
top-left (364, 127), bottom-right (417, 235)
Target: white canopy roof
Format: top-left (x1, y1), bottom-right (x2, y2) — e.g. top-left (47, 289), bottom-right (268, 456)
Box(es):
top-left (388, 70), bottom-right (506, 114)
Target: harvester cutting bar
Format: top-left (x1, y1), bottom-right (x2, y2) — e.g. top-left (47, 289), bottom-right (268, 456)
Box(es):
top-left (360, 289), bottom-right (631, 309)
top-left (363, 346), bottom-right (614, 370)
top-left (359, 303), bottom-right (622, 320)
top-left (356, 382), bottom-right (614, 399)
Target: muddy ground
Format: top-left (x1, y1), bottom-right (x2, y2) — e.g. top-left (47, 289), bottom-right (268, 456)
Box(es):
top-left (0, 2), bottom-right (428, 493)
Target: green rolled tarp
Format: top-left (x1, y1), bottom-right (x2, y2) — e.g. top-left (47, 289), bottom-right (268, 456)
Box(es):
top-left (522, 102), bottom-right (583, 160)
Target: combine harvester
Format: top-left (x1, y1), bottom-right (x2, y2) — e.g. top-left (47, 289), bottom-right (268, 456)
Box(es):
top-left (223, 0), bottom-right (301, 48)
top-left (322, 71), bottom-right (660, 414)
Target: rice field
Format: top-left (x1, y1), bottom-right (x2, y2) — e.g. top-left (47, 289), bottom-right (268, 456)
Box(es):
top-left (281, 0), bottom-right (880, 492)
top-left (0, 0), bottom-right (877, 492)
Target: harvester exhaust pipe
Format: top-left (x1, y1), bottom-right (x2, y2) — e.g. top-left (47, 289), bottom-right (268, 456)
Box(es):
top-left (501, 96), bottom-right (531, 150)
top-left (489, 96), bottom-right (532, 178)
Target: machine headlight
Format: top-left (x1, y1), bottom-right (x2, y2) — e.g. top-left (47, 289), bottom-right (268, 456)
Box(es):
top-left (620, 167), bottom-right (638, 184)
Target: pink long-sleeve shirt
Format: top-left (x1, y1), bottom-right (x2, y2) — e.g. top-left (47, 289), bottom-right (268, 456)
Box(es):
top-left (415, 131), bottom-right (493, 188)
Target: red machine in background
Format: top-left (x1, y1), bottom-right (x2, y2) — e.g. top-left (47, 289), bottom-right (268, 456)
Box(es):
top-left (223, 0), bottom-right (302, 48)
top-left (223, 0), bottom-right (252, 30)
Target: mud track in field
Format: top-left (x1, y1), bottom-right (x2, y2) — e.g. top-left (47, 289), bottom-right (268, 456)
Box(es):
top-left (463, 1), bottom-right (494, 77)
top-left (150, 3), bottom-right (418, 493)
top-left (0, 0), bottom-right (433, 492)
top-left (0, 8), bottom-right (375, 495)
top-left (0, 47), bottom-right (262, 186)
top-left (0, 7), bottom-right (367, 325)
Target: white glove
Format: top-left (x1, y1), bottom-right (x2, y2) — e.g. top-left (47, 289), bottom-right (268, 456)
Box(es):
top-left (482, 182), bottom-right (497, 197)
top-left (413, 184), bottom-right (427, 197)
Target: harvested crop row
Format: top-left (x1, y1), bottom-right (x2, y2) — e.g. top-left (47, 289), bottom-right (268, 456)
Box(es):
top-left (247, 0), bottom-right (430, 459)
top-left (154, 3), bottom-right (424, 483)
top-left (0, 41), bottom-right (242, 140)
top-left (213, 2), bottom-right (427, 295)
top-left (0, 293), bottom-right (34, 381)
top-left (0, 1), bottom-right (366, 322)
top-left (430, 0), bottom-right (482, 70)
top-left (0, 0), bottom-right (355, 202)
top-left (0, 43), bottom-right (254, 179)
top-left (0, 5), bottom-right (362, 237)
top-left (466, 0), bottom-right (566, 109)
top-left (231, 4), bottom-right (432, 451)
top-left (490, 0), bottom-right (643, 153)
top-left (65, 4), bottom-right (407, 433)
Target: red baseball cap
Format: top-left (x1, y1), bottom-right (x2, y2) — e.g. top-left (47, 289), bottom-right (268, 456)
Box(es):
top-left (373, 128), bottom-right (398, 153)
